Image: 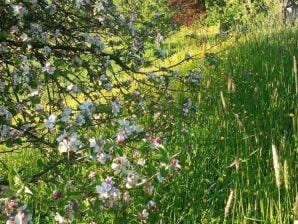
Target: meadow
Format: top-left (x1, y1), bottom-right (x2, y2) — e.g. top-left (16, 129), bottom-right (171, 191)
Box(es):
top-left (0, 3), bottom-right (298, 223)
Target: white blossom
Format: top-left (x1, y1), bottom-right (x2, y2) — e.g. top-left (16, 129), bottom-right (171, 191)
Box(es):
top-left (42, 62), bottom-right (56, 74)
top-left (44, 114), bottom-right (57, 130)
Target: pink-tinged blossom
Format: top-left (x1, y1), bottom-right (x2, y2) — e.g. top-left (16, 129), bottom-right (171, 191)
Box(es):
top-left (14, 210), bottom-right (32, 224)
top-left (149, 136), bottom-right (164, 149)
top-left (116, 132), bottom-right (125, 145)
top-left (170, 159), bottom-right (181, 171)
top-left (53, 190), bottom-right (62, 200)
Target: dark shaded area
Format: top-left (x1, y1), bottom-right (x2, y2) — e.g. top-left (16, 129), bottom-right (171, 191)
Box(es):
top-left (169, 0), bottom-right (206, 26)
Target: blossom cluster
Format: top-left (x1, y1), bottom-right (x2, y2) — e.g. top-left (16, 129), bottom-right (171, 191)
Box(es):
top-left (0, 0), bottom-right (190, 222)
top-left (0, 198), bottom-right (32, 224)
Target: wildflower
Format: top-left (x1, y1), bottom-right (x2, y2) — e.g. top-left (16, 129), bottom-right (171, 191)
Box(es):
top-left (144, 183), bottom-right (154, 196)
top-left (12, 4), bottom-right (27, 17)
top-left (43, 46), bottom-right (51, 56)
top-left (76, 114), bottom-right (85, 126)
top-left (89, 137), bottom-right (99, 150)
top-left (137, 158), bottom-right (146, 166)
top-left (123, 191), bottom-right (132, 204)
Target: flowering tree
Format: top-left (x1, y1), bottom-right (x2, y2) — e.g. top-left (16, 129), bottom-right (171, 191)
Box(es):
top-left (0, 0), bottom-right (200, 223)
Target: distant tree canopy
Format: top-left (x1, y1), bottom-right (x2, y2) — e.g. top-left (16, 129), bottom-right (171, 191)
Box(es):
top-left (169, 0), bottom-right (298, 26)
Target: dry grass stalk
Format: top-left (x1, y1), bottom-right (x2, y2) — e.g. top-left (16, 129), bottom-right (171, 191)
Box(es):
top-left (220, 91), bottom-right (227, 111)
top-left (224, 189), bottom-right (234, 219)
top-left (227, 77), bottom-right (235, 93)
top-left (272, 144), bottom-right (281, 189)
top-left (283, 160), bottom-right (289, 190)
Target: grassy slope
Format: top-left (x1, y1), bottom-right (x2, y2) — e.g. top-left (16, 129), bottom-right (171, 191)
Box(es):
top-left (1, 24), bottom-right (297, 223)
top-left (155, 26), bottom-right (298, 223)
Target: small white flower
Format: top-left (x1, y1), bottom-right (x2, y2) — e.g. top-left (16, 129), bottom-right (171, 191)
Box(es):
top-left (54, 212), bottom-right (64, 223)
top-left (29, 89), bottom-right (39, 97)
top-left (111, 156), bottom-right (130, 174)
top-left (12, 4), bottom-right (27, 17)
top-left (22, 66), bottom-right (30, 75)
top-left (76, 114), bottom-right (85, 126)
top-left (139, 209), bottom-right (149, 220)
top-left (44, 114), bottom-right (57, 130)
top-left (61, 107), bottom-right (71, 122)
top-left (125, 171), bottom-right (139, 189)
top-left (111, 101), bottom-right (121, 116)
top-left (97, 152), bottom-right (109, 164)
top-left (58, 133), bottom-right (81, 153)
top-left (42, 62), bottom-right (56, 74)
top-left (20, 33), bottom-right (28, 42)
top-left (43, 46), bottom-right (51, 56)
top-left (137, 158), bottom-right (146, 166)
top-left (66, 83), bottom-right (80, 93)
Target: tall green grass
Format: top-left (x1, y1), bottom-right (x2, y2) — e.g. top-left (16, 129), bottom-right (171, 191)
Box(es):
top-left (155, 27), bottom-right (298, 223)
top-left (1, 25), bottom-right (297, 223)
